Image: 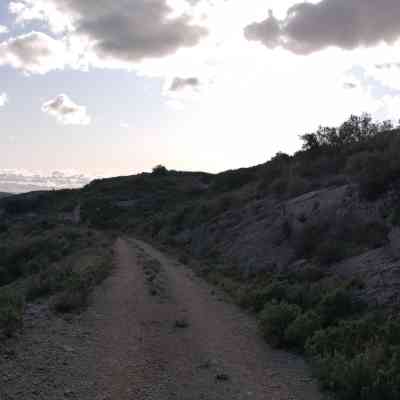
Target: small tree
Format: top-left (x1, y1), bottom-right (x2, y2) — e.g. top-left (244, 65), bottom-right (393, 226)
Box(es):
top-left (152, 165), bottom-right (168, 176)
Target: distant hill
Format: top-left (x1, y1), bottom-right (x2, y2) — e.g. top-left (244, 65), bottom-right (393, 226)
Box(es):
top-left (0, 192), bottom-right (12, 199)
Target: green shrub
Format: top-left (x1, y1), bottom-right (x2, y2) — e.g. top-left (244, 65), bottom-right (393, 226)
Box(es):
top-left (238, 279), bottom-right (324, 313)
top-left (0, 231), bottom-right (80, 286)
top-left (284, 282), bottom-right (323, 309)
top-left (152, 164), bottom-right (168, 176)
top-left (312, 345), bottom-right (400, 400)
top-left (0, 223), bottom-right (9, 234)
top-left (285, 311), bottom-right (323, 349)
top-left (318, 287), bottom-right (362, 324)
top-left (258, 302), bottom-right (301, 347)
top-left (0, 288), bottom-right (24, 337)
top-left (238, 285), bottom-right (275, 313)
top-left (50, 258), bottom-right (112, 313)
top-left (305, 318), bottom-right (379, 358)
top-left (384, 320), bottom-right (400, 346)
top-left (88, 260), bottom-right (113, 286)
top-left (26, 272), bottom-right (56, 300)
top-left (51, 289), bottom-right (89, 313)
top-left (50, 270), bottom-right (90, 313)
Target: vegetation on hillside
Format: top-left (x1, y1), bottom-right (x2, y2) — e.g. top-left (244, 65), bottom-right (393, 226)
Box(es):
top-left (200, 262), bottom-right (400, 400)
top-left (0, 220), bottom-right (113, 338)
top-left (2, 113), bottom-right (400, 237)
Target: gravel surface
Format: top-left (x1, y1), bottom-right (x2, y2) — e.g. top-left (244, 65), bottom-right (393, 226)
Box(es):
top-left (0, 237), bottom-right (324, 400)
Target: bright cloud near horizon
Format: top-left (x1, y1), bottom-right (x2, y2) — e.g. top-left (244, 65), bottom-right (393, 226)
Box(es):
top-left (1, 0), bottom-right (400, 192)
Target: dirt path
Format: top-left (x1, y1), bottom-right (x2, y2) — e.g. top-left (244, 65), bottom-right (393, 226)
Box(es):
top-left (0, 238), bottom-right (324, 400)
top-left (92, 237), bottom-right (324, 400)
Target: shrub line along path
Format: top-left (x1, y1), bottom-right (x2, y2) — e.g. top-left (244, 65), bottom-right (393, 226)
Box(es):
top-left (0, 238), bottom-right (324, 400)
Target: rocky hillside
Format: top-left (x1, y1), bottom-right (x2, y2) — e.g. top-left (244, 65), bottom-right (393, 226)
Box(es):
top-left (2, 116), bottom-right (400, 309)
top-left (72, 116), bottom-right (400, 309)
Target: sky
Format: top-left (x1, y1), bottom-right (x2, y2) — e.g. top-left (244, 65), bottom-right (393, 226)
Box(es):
top-left (1, 0), bottom-right (400, 192)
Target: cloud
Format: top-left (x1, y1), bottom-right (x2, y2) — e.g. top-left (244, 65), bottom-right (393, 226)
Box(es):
top-left (244, 10), bottom-right (281, 49)
top-left (9, 1), bottom-right (71, 33)
top-left (0, 31), bottom-right (68, 74)
top-left (343, 82), bottom-right (357, 89)
top-left (0, 93), bottom-right (8, 107)
top-left (0, 25), bottom-right (9, 34)
top-left (169, 77), bottom-right (200, 91)
top-left (0, 169), bottom-right (92, 193)
top-left (42, 94), bottom-right (91, 125)
top-left (119, 122), bottom-right (129, 129)
top-left (245, 0), bottom-right (400, 55)
top-left (9, 0), bottom-right (208, 65)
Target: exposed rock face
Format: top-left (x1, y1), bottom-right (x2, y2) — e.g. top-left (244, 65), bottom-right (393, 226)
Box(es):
top-left (333, 248), bottom-right (400, 307)
top-left (165, 184), bottom-right (400, 307)
top-left (181, 185), bottom-right (354, 274)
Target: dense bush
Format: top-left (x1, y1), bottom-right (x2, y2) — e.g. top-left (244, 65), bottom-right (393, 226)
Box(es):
top-left (301, 314), bottom-right (400, 400)
top-left (51, 289), bottom-right (89, 314)
top-left (0, 224), bottom-right (113, 330)
top-left (152, 164), bottom-right (168, 176)
top-left (0, 226), bottom-right (90, 287)
top-left (238, 283), bottom-right (285, 312)
top-left (26, 271), bottom-right (57, 300)
top-left (0, 288), bottom-right (24, 337)
top-left (300, 114), bottom-right (392, 151)
top-left (237, 272), bottom-right (325, 313)
top-left (309, 331), bottom-right (400, 400)
top-left (206, 260), bottom-right (386, 400)
top-left (318, 287), bottom-right (363, 325)
top-left (258, 302), bottom-right (301, 347)
top-left (306, 319), bottom-right (375, 358)
top-left (346, 149), bottom-right (400, 200)
top-left (285, 310), bottom-right (322, 348)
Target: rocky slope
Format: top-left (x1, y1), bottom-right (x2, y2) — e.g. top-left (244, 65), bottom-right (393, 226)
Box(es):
top-left (1, 117), bottom-right (400, 310)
